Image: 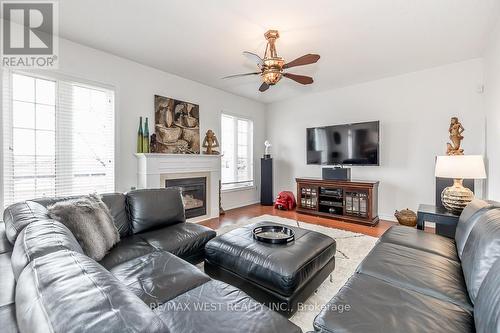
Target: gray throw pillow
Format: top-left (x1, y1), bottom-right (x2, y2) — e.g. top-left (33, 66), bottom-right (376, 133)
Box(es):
top-left (47, 194), bottom-right (120, 261)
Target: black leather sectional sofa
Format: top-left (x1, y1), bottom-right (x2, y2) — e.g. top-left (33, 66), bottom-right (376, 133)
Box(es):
top-left (1, 188), bottom-right (301, 333)
top-left (2, 189), bottom-right (500, 333)
top-left (313, 199), bottom-right (500, 333)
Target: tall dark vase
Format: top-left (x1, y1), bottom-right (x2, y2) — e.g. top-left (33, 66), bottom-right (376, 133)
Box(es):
top-left (261, 158), bottom-right (273, 206)
top-left (143, 117), bottom-right (150, 153)
top-left (137, 117), bottom-right (143, 153)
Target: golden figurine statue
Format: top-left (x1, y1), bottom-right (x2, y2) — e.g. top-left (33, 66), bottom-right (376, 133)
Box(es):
top-left (446, 117), bottom-right (464, 155)
top-left (202, 129), bottom-right (220, 155)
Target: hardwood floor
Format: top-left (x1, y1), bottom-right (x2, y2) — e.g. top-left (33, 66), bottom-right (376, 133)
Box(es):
top-left (200, 204), bottom-right (397, 237)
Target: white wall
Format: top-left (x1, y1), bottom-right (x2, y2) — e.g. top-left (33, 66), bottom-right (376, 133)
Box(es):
top-left (266, 59), bottom-right (485, 220)
top-left (1, 38), bottom-right (493, 216)
top-left (1, 38), bottom-right (265, 211)
top-left (484, 21), bottom-right (500, 201)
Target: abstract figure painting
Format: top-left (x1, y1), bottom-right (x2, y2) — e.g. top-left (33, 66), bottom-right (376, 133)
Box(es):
top-left (153, 95), bottom-right (200, 154)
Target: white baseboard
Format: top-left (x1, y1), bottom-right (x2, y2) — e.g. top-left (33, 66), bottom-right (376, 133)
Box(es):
top-left (379, 213), bottom-right (397, 222)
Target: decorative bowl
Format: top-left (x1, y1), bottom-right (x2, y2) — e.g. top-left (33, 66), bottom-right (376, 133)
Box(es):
top-left (394, 208), bottom-right (417, 227)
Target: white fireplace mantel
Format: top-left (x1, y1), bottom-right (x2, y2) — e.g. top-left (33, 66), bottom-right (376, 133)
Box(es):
top-left (134, 153), bottom-right (221, 221)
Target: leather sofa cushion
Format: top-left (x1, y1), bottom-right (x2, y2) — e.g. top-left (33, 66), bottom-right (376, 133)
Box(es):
top-left (380, 225), bottom-right (459, 261)
top-left (100, 223), bottom-right (216, 269)
top-left (455, 199), bottom-right (499, 259)
top-left (126, 188), bottom-right (186, 233)
top-left (0, 303), bottom-right (18, 333)
top-left (101, 193), bottom-right (131, 237)
top-left (474, 258), bottom-right (500, 333)
top-left (313, 273), bottom-right (473, 333)
top-left (11, 220), bottom-right (83, 280)
top-left (16, 251), bottom-right (166, 333)
top-left (99, 235), bottom-right (156, 269)
top-left (3, 201), bottom-right (48, 244)
top-left (461, 208), bottom-right (500, 304)
top-left (0, 226), bottom-right (17, 333)
top-left (0, 223), bottom-right (13, 254)
top-left (205, 222), bottom-right (336, 297)
top-left (154, 280), bottom-right (302, 333)
top-left (357, 242), bottom-right (472, 310)
top-left (137, 222), bottom-right (216, 263)
top-left (0, 252), bottom-right (15, 314)
top-left (110, 251), bottom-right (210, 307)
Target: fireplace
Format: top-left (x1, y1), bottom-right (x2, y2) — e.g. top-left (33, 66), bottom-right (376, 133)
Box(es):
top-left (165, 177), bottom-right (207, 219)
top-left (135, 154), bottom-right (220, 220)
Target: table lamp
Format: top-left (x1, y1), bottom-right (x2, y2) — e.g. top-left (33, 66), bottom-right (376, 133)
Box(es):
top-left (435, 155), bottom-right (487, 213)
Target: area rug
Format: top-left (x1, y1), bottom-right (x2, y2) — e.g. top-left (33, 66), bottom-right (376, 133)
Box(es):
top-left (203, 214), bottom-right (378, 332)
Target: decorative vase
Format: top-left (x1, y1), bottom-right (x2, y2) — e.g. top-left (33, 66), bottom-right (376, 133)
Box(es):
top-left (143, 117), bottom-right (150, 153)
top-left (441, 178), bottom-right (474, 214)
top-left (137, 117), bottom-right (143, 153)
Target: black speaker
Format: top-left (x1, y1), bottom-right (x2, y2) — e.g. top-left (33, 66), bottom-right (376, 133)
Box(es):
top-left (261, 158), bottom-right (273, 205)
top-left (322, 167), bottom-right (351, 181)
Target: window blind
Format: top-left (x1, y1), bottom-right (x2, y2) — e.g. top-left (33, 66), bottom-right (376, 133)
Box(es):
top-left (2, 71), bottom-right (115, 208)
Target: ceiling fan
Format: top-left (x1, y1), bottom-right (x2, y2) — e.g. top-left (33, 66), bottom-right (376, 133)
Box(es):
top-left (223, 30), bottom-right (320, 92)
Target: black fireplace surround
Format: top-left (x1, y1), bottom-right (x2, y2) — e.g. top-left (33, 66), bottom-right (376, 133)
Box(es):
top-left (165, 177), bottom-right (206, 219)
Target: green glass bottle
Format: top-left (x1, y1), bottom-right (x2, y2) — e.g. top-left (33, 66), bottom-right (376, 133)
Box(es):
top-left (143, 117), bottom-right (150, 153)
top-left (137, 117), bottom-right (143, 153)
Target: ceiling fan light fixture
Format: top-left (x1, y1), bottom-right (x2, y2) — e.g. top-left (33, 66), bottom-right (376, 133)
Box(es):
top-left (223, 29), bottom-right (319, 92)
top-left (262, 56), bottom-right (285, 84)
top-left (262, 70), bottom-right (282, 85)
top-left (263, 57), bottom-right (285, 68)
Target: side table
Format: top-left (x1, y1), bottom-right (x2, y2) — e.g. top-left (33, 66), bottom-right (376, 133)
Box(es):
top-left (416, 204), bottom-right (460, 239)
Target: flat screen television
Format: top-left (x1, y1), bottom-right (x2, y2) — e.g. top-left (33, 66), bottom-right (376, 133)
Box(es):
top-left (307, 121), bottom-right (379, 165)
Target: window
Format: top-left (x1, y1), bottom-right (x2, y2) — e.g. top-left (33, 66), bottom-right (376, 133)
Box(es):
top-left (2, 72), bottom-right (115, 207)
top-left (221, 114), bottom-right (254, 190)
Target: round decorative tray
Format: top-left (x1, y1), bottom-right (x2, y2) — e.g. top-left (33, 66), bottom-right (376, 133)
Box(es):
top-left (252, 225), bottom-right (295, 244)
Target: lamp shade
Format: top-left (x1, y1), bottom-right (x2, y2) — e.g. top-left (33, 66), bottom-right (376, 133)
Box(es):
top-left (435, 155), bottom-right (487, 179)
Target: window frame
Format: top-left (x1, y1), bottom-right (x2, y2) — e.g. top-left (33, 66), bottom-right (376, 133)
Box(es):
top-left (220, 112), bottom-right (254, 192)
top-left (10, 72), bottom-right (58, 200)
top-left (2, 69), bottom-right (116, 209)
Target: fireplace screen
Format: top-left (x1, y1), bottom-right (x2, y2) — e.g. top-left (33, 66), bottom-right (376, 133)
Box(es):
top-left (165, 177), bottom-right (207, 218)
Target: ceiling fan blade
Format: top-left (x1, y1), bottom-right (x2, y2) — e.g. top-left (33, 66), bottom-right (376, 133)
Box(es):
top-left (243, 51), bottom-right (264, 66)
top-left (222, 72), bottom-right (260, 79)
top-left (283, 73), bottom-right (314, 85)
top-left (259, 82), bottom-right (270, 92)
top-left (283, 54), bottom-right (320, 69)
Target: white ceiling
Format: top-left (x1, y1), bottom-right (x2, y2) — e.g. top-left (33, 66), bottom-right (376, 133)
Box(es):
top-left (59, 0), bottom-right (500, 103)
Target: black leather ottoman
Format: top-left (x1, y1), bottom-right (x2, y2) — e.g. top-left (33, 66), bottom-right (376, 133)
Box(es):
top-left (204, 221), bottom-right (336, 317)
